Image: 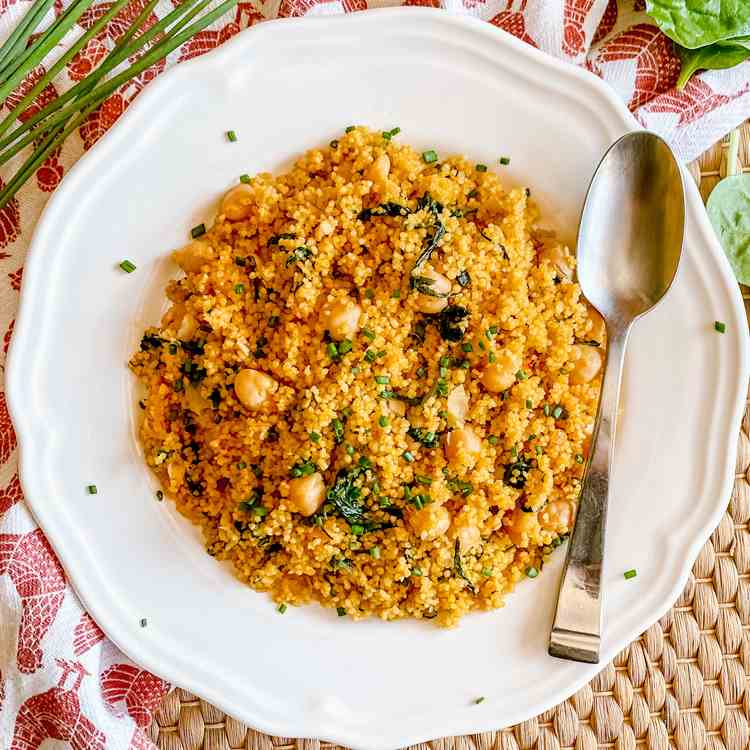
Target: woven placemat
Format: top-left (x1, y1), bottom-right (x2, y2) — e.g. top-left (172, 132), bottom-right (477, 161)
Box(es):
top-left (147, 122), bottom-right (750, 750)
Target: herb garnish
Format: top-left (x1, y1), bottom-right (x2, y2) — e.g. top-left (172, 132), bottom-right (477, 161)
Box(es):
top-left (140, 333), bottom-right (164, 351)
top-left (325, 465), bottom-right (368, 526)
top-left (358, 202), bottom-right (411, 221)
top-left (437, 304), bottom-right (470, 342)
top-left (453, 540), bottom-right (476, 594)
top-left (504, 455), bottom-right (532, 489)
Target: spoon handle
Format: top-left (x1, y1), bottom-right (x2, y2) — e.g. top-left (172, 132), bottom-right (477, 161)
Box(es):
top-left (548, 327), bottom-right (629, 663)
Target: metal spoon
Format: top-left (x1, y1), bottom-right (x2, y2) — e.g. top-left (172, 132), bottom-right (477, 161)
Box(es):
top-left (548, 131), bottom-right (685, 664)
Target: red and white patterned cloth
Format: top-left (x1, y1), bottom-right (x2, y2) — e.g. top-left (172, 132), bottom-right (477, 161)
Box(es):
top-left (0, 0), bottom-right (748, 747)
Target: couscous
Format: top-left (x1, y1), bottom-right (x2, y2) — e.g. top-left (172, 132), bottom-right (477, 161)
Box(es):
top-left (129, 127), bottom-right (604, 626)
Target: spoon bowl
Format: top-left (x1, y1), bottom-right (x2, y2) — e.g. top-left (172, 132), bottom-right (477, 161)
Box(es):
top-left (577, 132), bottom-right (685, 326)
top-left (549, 131), bottom-right (685, 663)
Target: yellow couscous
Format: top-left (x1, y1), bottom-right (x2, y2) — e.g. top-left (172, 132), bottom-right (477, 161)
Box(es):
top-left (129, 127), bottom-right (604, 626)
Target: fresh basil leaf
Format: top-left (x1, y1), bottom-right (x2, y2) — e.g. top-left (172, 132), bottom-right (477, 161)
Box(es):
top-left (676, 40), bottom-right (750, 88)
top-left (707, 174), bottom-right (750, 284)
top-left (646, 0), bottom-right (750, 49)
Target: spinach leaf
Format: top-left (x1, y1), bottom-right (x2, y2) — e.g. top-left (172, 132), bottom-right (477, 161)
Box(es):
top-left (646, 0), bottom-right (750, 49)
top-left (437, 305), bottom-right (470, 342)
top-left (453, 540), bottom-right (476, 594)
top-left (676, 39), bottom-right (750, 88)
top-left (326, 466), bottom-right (366, 525)
top-left (707, 173), bottom-right (750, 284)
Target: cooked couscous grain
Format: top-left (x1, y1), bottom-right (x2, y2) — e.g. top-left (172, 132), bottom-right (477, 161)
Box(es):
top-left (129, 127), bottom-right (604, 626)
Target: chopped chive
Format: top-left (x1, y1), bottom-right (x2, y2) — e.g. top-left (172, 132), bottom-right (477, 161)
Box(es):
top-left (439, 366), bottom-right (448, 378)
top-left (329, 139), bottom-right (339, 149)
top-left (351, 366), bottom-right (360, 375)
top-left (277, 603), bottom-right (287, 614)
top-left (499, 156), bottom-right (511, 165)
top-left (525, 399), bottom-right (533, 409)
top-left (86, 484), bottom-right (98, 495)
top-left (475, 164), bottom-right (487, 172)
top-left (378, 415), bottom-right (389, 428)
top-left (268, 315), bottom-right (280, 327)
top-left (337, 606), bottom-right (347, 617)
top-left (119, 259), bottom-right (136, 273)
top-left (488, 352), bottom-right (496, 363)
top-left (345, 443), bottom-right (355, 456)
top-left (362, 328), bottom-right (376, 340)
top-left (365, 288), bottom-right (375, 299)
top-left (526, 566), bottom-right (539, 578)
top-left (345, 125), bottom-right (355, 133)
top-left (715, 321), bottom-right (726, 333)
top-left (416, 367), bottom-right (427, 378)
top-left (237, 461), bottom-right (247, 470)
top-left (488, 436), bottom-right (498, 446)
top-left (575, 453), bottom-right (584, 464)
top-left (467, 188), bottom-right (479, 199)
top-left (156, 490), bottom-right (164, 501)
top-left (543, 404), bottom-right (551, 416)
top-left (364, 350), bottom-right (377, 363)
top-left (240, 174), bottom-right (251, 184)
top-left (511, 445), bottom-right (517, 457)
top-left (191, 223), bottom-right (206, 239)
top-left (440, 356), bottom-right (450, 367)
top-left (552, 405), bottom-right (564, 419)
top-left (415, 474), bottom-right (432, 486)
top-left (402, 451), bottom-right (415, 463)
top-left (481, 567), bottom-right (492, 577)
top-left (474, 696), bottom-right (486, 704)
top-left (234, 283), bottom-right (245, 295)
top-left (379, 496), bottom-right (391, 508)
top-left (350, 524), bottom-right (364, 535)
top-left (370, 546), bottom-right (381, 559)
top-left (375, 375), bottom-right (390, 384)
top-left (411, 567), bottom-right (423, 577)
top-left (516, 369), bottom-right (527, 381)
top-left (338, 339), bottom-right (353, 355)
top-left (422, 149), bottom-right (438, 164)
top-left (327, 342), bottom-right (339, 358)
top-left (462, 342), bottom-right (473, 353)
top-left (624, 569), bottom-right (637, 580)
top-left (536, 445), bottom-right (543, 456)
top-left (391, 289), bottom-right (401, 299)
top-left (309, 431), bottom-right (321, 443)
top-left (226, 130), bottom-right (237, 142)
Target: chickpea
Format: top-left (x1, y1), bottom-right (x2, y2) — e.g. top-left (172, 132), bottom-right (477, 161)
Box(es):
top-left (220, 184), bottom-right (254, 221)
top-left (325, 298), bottom-right (362, 340)
top-left (444, 426), bottom-right (481, 467)
top-left (540, 500), bottom-right (574, 532)
top-left (570, 344), bottom-right (602, 385)
top-left (409, 504), bottom-right (450, 540)
top-left (453, 518), bottom-right (481, 550)
top-left (172, 240), bottom-right (212, 273)
top-left (481, 350), bottom-right (522, 393)
top-left (539, 238), bottom-right (574, 279)
top-left (367, 153), bottom-right (391, 189)
top-left (161, 303), bottom-right (197, 339)
top-left (414, 267), bottom-right (451, 314)
top-left (585, 303), bottom-right (606, 345)
top-left (289, 472), bottom-right (326, 517)
top-left (506, 506), bottom-right (541, 548)
top-left (234, 368), bottom-right (278, 409)
top-left (446, 385), bottom-right (469, 428)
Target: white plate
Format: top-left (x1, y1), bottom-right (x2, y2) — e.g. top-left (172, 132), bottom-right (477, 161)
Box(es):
top-left (7, 9), bottom-right (750, 749)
